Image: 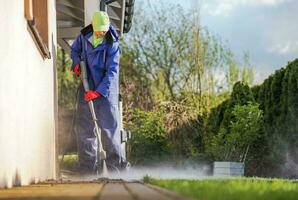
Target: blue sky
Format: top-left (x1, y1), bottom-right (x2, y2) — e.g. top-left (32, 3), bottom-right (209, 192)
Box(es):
top-left (138, 0), bottom-right (298, 83)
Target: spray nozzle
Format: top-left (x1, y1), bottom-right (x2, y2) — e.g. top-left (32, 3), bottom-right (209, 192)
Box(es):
top-left (99, 150), bottom-right (107, 160)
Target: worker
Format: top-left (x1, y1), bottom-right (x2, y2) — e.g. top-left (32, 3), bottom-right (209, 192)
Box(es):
top-left (71, 11), bottom-right (125, 173)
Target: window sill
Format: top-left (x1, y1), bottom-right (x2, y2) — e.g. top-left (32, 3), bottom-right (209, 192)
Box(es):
top-left (27, 20), bottom-right (51, 59)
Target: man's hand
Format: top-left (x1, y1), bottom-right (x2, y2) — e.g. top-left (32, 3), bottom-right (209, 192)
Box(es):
top-left (73, 64), bottom-right (81, 77)
top-left (84, 91), bottom-right (101, 101)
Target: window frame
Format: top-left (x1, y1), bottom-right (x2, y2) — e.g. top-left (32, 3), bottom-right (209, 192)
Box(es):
top-left (24, 0), bottom-right (51, 59)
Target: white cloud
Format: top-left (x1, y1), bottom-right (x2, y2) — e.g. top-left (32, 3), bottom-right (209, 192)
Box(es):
top-left (264, 1), bottom-right (298, 56)
top-left (268, 41), bottom-right (298, 55)
top-left (202, 0), bottom-right (292, 16)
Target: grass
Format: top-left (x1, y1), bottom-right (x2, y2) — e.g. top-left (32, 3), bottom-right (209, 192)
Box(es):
top-left (58, 154), bottom-right (80, 172)
top-left (144, 177), bottom-right (298, 200)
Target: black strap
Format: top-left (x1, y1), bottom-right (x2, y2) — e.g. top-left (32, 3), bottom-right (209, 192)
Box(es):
top-left (103, 49), bottom-right (107, 71)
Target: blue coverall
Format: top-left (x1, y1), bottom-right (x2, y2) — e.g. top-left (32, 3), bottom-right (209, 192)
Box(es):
top-left (71, 25), bottom-right (123, 172)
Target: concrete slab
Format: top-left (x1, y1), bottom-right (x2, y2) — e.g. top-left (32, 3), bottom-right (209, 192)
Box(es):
top-left (0, 183), bottom-right (103, 200)
top-left (0, 181), bottom-right (190, 200)
top-left (100, 183), bottom-right (134, 200)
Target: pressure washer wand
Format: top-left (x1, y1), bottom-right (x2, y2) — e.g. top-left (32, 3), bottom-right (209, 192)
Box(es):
top-left (80, 60), bottom-right (107, 163)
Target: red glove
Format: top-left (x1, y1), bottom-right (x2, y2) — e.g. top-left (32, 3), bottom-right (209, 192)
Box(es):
top-left (73, 64), bottom-right (81, 77)
top-left (84, 91), bottom-right (101, 101)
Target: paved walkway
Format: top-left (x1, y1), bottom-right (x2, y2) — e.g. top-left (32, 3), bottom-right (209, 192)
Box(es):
top-left (0, 180), bottom-right (191, 200)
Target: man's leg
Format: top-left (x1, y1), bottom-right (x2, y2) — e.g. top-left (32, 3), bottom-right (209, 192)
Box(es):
top-left (97, 97), bottom-right (123, 170)
top-left (75, 85), bottom-right (98, 173)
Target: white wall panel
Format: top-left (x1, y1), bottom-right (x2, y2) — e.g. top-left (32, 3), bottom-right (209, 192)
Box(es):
top-left (0, 0), bottom-right (57, 188)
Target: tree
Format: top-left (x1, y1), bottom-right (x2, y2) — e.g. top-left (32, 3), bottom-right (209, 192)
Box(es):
top-left (124, 1), bottom-right (228, 108)
top-left (225, 51), bottom-right (254, 91)
top-left (211, 102), bottom-right (264, 162)
top-left (205, 82), bottom-right (256, 158)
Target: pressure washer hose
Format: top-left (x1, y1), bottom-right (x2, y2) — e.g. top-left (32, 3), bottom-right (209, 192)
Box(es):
top-left (80, 60), bottom-right (107, 167)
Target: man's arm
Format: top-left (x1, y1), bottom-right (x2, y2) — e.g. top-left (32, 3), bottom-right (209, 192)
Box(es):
top-left (70, 35), bottom-right (83, 70)
top-left (96, 42), bottom-right (120, 98)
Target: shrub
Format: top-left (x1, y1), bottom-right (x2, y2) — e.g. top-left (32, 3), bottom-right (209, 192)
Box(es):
top-left (128, 109), bottom-right (170, 165)
top-left (210, 102), bottom-right (264, 162)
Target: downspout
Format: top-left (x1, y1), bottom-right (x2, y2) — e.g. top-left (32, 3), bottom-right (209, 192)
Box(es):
top-left (100, 0), bottom-right (117, 11)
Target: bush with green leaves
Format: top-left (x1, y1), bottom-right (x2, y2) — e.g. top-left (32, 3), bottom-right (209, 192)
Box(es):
top-left (128, 109), bottom-right (170, 165)
top-left (211, 102), bottom-right (264, 162)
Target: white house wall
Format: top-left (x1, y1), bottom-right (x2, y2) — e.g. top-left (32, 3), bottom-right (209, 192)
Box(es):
top-left (0, 0), bottom-right (57, 188)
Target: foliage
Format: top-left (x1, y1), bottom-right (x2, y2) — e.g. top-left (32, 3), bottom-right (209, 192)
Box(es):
top-left (57, 47), bottom-right (80, 110)
top-left (120, 1), bottom-right (237, 165)
top-left (120, 39), bottom-right (153, 111)
top-left (120, 2), bottom-right (255, 166)
top-left (157, 101), bottom-right (205, 161)
top-left (204, 59), bottom-right (298, 176)
top-left (210, 103), bottom-right (263, 162)
top-left (221, 81), bottom-right (256, 127)
top-left (122, 1), bottom-right (234, 110)
top-left (252, 59), bottom-right (298, 176)
top-left (145, 178), bottom-right (298, 200)
top-left (204, 82), bottom-right (267, 175)
top-left (128, 109), bottom-right (170, 165)
top-left (59, 154), bottom-right (79, 172)
top-left (204, 82), bottom-right (255, 152)
top-left (225, 51), bottom-right (254, 90)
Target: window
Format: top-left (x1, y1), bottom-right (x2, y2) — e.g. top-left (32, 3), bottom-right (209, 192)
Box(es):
top-left (24, 0), bottom-right (51, 59)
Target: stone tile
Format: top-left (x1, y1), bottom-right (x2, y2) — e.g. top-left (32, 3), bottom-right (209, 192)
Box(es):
top-left (99, 183), bottom-right (134, 200)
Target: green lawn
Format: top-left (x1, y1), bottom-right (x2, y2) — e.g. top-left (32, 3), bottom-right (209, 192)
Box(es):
top-left (144, 177), bottom-right (298, 200)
